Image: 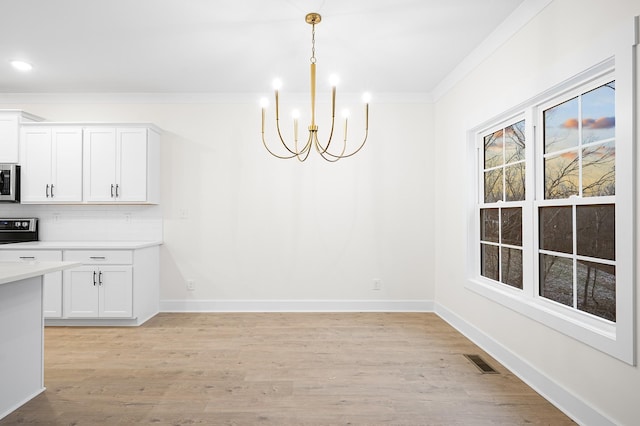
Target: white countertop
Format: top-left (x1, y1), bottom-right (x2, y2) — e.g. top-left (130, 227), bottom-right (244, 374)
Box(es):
top-left (0, 241), bottom-right (162, 250)
top-left (0, 261), bottom-right (80, 285)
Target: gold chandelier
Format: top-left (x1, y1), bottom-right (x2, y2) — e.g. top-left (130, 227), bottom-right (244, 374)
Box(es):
top-left (260, 12), bottom-right (370, 162)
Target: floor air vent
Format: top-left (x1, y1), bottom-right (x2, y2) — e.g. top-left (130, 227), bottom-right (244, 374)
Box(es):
top-left (464, 354), bottom-right (499, 374)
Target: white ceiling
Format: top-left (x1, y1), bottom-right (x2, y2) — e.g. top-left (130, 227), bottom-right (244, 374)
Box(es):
top-left (1, 0), bottom-right (530, 96)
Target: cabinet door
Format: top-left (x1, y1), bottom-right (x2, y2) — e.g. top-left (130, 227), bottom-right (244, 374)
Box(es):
top-left (64, 266), bottom-right (100, 318)
top-left (51, 127), bottom-right (83, 202)
top-left (83, 128), bottom-right (117, 202)
top-left (99, 266), bottom-right (133, 318)
top-left (0, 114), bottom-right (19, 163)
top-left (43, 271), bottom-right (63, 318)
top-left (117, 128), bottom-right (148, 202)
top-left (20, 127), bottom-right (53, 202)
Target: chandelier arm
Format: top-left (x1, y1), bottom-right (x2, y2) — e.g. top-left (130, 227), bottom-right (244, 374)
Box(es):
top-left (314, 87), bottom-right (337, 155)
top-left (296, 133), bottom-right (314, 162)
top-left (319, 102), bottom-right (369, 159)
top-left (322, 130), bottom-right (369, 159)
top-left (312, 132), bottom-right (339, 162)
top-left (316, 126), bottom-right (346, 162)
top-left (261, 131), bottom-right (301, 159)
top-left (275, 120), bottom-right (300, 155)
top-left (274, 89), bottom-right (302, 156)
top-left (317, 147), bottom-right (342, 162)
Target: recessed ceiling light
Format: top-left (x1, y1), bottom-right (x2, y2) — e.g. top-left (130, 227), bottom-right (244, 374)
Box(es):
top-left (10, 60), bottom-right (33, 72)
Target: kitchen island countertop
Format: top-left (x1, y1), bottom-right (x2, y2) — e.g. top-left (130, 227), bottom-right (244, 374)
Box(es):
top-left (0, 261), bottom-right (81, 285)
top-left (0, 241), bottom-right (162, 250)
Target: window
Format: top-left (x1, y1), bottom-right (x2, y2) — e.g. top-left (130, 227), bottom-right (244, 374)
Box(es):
top-left (538, 80), bottom-right (616, 322)
top-left (480, 120), bottom-right (525, 289)
top-left (468, 57), bottom-right (635, 365)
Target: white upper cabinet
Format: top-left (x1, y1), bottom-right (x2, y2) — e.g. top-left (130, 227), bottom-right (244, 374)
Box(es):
top-left (0, 110), bottom-right (44, 163)
top-left (83, 126), bottom-right (159, 204)
top-left (20, 126), bottom-right (83, 203)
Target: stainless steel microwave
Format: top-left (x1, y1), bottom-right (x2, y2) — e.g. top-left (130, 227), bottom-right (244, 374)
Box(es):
top-left (0, 164), bottom-right (20, 202)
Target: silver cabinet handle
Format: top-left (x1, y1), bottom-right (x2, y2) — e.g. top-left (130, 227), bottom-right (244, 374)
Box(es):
top-left (51, 184), bottom-right (55, 198)
top-left (111, 184), bottom-right (115, 198)
top-left (46, 184), bottom-right (50, 198)
top-left (93, 271), bottom-right (97, 286)
top-left (89, 256), bottom-right (106, 260)
top-left (115, 184), bottom-right (119, 198)
top-left (98, 271), bottom-right (103, 286)
top-left (19, 256), bottom-right (36, 260)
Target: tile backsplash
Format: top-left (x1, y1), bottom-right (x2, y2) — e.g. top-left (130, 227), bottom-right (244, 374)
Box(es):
top-left (1, 204), bottom-right (162, 241)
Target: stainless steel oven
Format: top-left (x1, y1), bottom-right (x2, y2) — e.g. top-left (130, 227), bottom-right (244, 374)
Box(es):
top-left (0, 218), bottom-right (38, 244)
top-left (0, 164), bottom-right (20, 202)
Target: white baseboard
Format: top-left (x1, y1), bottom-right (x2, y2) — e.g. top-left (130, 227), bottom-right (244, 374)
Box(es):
top-left (160, 299), bottom-right (434, 313)
top-left (435, 303), bottom-right (615, 426)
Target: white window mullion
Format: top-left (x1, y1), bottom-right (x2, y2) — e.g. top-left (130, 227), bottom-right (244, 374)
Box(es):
top-left (498, 207), bottom-right (503, 282)
top-left (572, 204), bottom-right (578, 309)
top-left (577, 94), bottom-right (584, 197)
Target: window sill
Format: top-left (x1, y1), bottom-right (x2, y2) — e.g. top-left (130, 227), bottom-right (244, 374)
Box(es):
top-left (466, 277), bottom-right (632, 364)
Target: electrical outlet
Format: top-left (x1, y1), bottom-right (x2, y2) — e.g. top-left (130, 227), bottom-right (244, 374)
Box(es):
top-left (373, 279), bottom-right (382, 291)
top-left (179, 209), bottom-right (189, 220)
top-left (186, 280), bottom-right (195, 291)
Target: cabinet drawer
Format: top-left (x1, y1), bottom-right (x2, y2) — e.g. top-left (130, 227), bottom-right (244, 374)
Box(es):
top-left (0, 250), bottom-right (62, 262)
top-left (63, 250), bottom-right (133, 265)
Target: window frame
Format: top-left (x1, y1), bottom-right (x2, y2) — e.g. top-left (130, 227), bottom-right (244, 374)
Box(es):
top-left (466, 55), bottom-right (636, 365)
top-left (478, 116), bottom-right (529, 290)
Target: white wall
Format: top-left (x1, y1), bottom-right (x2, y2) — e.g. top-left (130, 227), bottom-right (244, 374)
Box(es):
top-left (433, 1), bottom-right (640, 424)
top-left (0, 98), bottom-right (435, 308)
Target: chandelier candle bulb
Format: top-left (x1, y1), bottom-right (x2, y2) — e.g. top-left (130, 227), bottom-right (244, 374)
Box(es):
top-left (292, 109), bottom-right (300, 142)
top-left (344, 116), bottom-right (348, 142)
top-left (260, 98), bottom-right (268, 133)
top-left (342, 109), bottom-right (350, 141)
top-left (363, 93), bottom-right (371, 130)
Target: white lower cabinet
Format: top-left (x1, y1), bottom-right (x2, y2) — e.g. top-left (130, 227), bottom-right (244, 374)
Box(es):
top-left (0, 243), bottom-right (159, 325)
top-left (64, 265), bottom-right (133, 318)
top-left (63, 250), bottom-right (133, 318)
top-left (0, 250), bottom-right (63, 318)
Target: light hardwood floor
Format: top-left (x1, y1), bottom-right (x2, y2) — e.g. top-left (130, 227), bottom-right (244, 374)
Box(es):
top-left (2, 313), bottom-right (575, 425)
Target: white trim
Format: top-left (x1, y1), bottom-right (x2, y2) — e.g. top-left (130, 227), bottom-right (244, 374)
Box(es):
top-left (432, 0), bottom-right (554, 101)
top-left (435, 302), bottom-right (617, 426)
top-left (0, 91), bottom-right (432, 105)
top-left (160, 299), bottom-right (434, 313)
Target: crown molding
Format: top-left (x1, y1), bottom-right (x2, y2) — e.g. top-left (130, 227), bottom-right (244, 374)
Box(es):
top-left (0, 91), bottom-right (432, 105)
